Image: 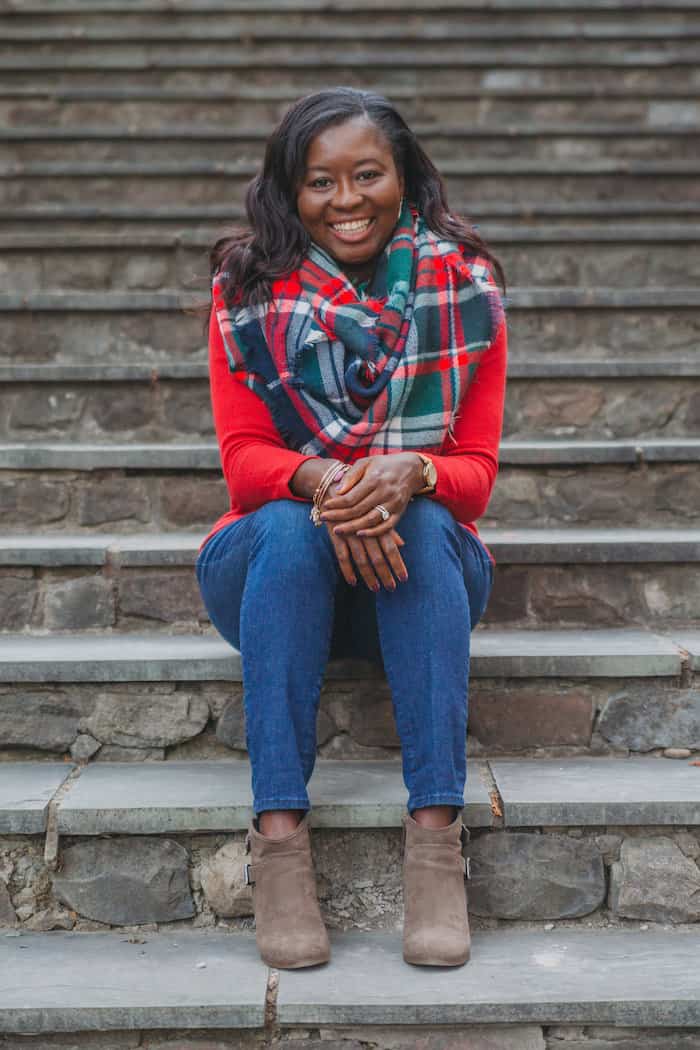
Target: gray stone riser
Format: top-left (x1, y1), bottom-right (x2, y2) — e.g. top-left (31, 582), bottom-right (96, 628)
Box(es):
top-left (1, 376), bottom-right (698, 443)
top-left (3, 169), bottom-right (699, 208)
top-left (5, 10), bottom-right (700, 35)
top-left (1, 559), bottom-right (698, 634)
top-left (3, 94), bottom-right (699, 130)
top-left (3, 39), bottom-right (700, 67)
top-left (1, 670), bottom-right (697, 761)
top-left (0, 462), bottom-right (697, 530)
top-left (3, 824), bottom-right (700, 934)
top-left (1, 63), bottom-right (699, 95)
top-left (2, 304), bottom-right (698, 365)
top-left (3, 238), bottom-right (700, 292)
top-left (7, 129), bottom-right (699, 165)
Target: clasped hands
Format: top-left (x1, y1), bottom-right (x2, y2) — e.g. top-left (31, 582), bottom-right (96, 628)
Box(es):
top-left (319, 453), bottom-right (425, 592)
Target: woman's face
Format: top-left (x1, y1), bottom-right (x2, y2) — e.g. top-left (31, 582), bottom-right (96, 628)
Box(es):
top-left (296, 116), bottom-right (405, 276)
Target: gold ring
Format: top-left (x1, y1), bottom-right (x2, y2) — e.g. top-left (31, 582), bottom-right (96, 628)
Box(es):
top-left (375, 505), bottom-right (390, 522)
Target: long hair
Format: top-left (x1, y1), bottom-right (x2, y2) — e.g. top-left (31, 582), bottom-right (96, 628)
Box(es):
top-left (209, 86), bottom-right (506, 314)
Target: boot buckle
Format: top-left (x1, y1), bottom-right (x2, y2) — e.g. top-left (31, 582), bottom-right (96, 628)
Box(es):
top-left (243, 862), bottom-right (255, 886)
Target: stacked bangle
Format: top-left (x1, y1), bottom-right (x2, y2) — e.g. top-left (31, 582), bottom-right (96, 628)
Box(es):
top-left (310, 461), bottom-right (350, 526)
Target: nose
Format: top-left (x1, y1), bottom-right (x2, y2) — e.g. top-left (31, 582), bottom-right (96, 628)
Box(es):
top-left (330, 178), bottom-right (363, 212)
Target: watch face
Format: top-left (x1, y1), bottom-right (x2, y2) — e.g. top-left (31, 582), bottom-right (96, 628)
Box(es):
top-left (425, 460), bottom-right (437, 486)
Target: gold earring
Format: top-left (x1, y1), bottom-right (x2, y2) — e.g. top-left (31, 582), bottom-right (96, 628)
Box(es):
top-left (397, 197), bottom-right (404, 221)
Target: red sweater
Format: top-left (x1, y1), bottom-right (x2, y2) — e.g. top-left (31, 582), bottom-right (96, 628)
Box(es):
top-left (199, 303), bottom-right (508, 564)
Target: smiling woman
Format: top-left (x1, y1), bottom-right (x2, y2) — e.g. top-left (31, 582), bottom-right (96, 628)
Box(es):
top-left (195, 87), bottom-right (508, 972)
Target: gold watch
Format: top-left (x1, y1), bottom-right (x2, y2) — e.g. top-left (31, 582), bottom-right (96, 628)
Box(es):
top-left (414, 453), bottom-right (437, 495)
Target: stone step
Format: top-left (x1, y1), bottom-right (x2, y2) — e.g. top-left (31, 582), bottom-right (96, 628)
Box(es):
top-left (1, 929), bottom-right (698, 1040)
top-left (2, 224), bottom-right (699, 293)
top-left (2, 757), bottom-right (700, 931)
top-left (0, 627), bottom-right (696, 763)
top-left (2, 526), bottom-right (699, 633)
top-left (2, 159), bottom-right (699, 207)
top-left (2, 288), bottom-right (698, 365)
top-left (5, 124), bottom-right (700, 165)
top-left (1, 365), bottom-right (698, 442)
top-left (2, 86), bottom-right (699, 130)
top-left (6, 12), bottom-right (700, 38)
top-left (4, 201), bottom-right (698, 236)
top-left (1, 451), bottom-right (697, 531)
top-left (7, 0), bottom-right (700, 10)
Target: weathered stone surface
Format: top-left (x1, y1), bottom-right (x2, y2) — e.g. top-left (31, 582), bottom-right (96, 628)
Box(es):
top-left (96, 745), bottom-right (166, 761)
top-left (312, 1027), bottom-right (546, 1049)
top-left (0, 477), bottom-right (70, 526)
top-left (24, 906), bottom-right (75, 931)
top-left (161, 477), bottom-right (227, 527)
top-left (78, 477), bottom-right (152, 526)
top-left (69, 733), bottom-right (102, 761)
top-left (89, 387), bottom-right (154, 432)
top-left (44, 575), bottom-right (115, 630)
top-left (53, 837), bottom-right (195, 924)
top-left (79, 691), bottom-right (210, 748)
top-left (0, 570), bottom-right (37, 630)
top-left (118, 569), bottom-right (206, 624)
top-left (0, 691), bottom-right (93, 751)
top-left (467, 832), bottom-right (605, 920)
top-left (161, 384), bottom-right (213, 435)
top-left (599, 689), bottom-right (700, 751)
top-left (8, 388), bottom-right (84, 431)
top-left (0, 877), bottom-right (16, 925)
top-left (469, 686), bottom-right (594, 750)
top-left (544, 1028), bottom-right (700, 1048)
top-left (200, 839), bottom-right (253, 919)
top-left (610, 837), bottom-right (700, 923)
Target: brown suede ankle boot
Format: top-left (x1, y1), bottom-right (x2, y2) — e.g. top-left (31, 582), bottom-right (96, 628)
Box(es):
top-left (244, 812), bottom-right (330, 969)
top-left (401, 810), bottom-right (471, 966)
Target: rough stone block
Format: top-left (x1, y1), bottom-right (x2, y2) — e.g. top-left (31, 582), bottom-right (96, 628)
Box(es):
top-left (0, 878), bottom-right (16, 925)
top-left (599, 688), bottom-right (700, 751)
top-left (160, 477), bottom-right (227, 527)
top-left (469, 685), bottom-right (594, 750)
top-left (79, 691), bottom-right (210, 749)
top-left (118, 569), bottom-right (206, 624)
top-left (609, 837), bottom-right (700, 923)
top-left (0, 477), bottom-right (70, 526)
top-left (89, 387), bottom-right (155, 432)
top-left (9, 388), bottom-right (84, 431)
top-left (467, 832), bottom-right (605, 920)
top-left (161, 385), bottom-right (213, 435)
top-left (313, 1027), bottom-right (546, 1049)
top-left (69, 732), bottom-right (102, 761)
top-left (44, 575), bottom-right (115, 630)
top-left (200, 839), bottom-right (253, 919)
top-left (78, 477), bottom-right (152, 527)
top-left (53, 837), bottom-right (195, 925)
top-left (0, 570), bottom-right (38, 630)
top-left (0, 691), bottom-right (93, 751)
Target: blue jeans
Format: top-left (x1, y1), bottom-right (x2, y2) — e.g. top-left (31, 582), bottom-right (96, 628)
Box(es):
top-left (195, 498), bottom-right (493, 816)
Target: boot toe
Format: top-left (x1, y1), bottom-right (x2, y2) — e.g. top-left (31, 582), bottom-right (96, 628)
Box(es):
top-left (403, 926), bottom-right (470, 967)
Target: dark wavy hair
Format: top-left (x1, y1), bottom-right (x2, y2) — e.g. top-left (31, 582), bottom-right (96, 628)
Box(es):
top-left (209, 86), bottom-right (506, 313)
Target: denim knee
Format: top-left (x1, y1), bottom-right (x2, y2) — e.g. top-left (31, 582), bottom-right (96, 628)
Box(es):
top-left (248, 500), bottom-right (337, 586)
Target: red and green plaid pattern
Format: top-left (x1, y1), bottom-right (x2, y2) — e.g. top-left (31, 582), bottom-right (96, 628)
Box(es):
top-left (213, 203), bottom-right (504, 460)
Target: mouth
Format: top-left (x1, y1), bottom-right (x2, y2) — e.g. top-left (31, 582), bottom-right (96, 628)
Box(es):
top-left (328, 217), bottom-right (376, 244)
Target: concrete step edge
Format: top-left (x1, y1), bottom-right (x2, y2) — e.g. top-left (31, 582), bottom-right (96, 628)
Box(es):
top-left (2, 359), bottom-right (699, 382)
top-left (5, 123), bottom-right (700, 139)
top-left (3, 289), bottom-right (700, 310)
top-left (1, 927), bottom-right (699, 1032)
top-left (2, 526), bottom-right (700, 567)
top-left (0, 627), bottom-right (690, 681)
top-left (1, 439), bottom-right (698, 469)
top-left (3, 754), bottom-right (700, 835)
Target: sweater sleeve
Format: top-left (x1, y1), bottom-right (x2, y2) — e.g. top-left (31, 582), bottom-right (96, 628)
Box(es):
top-left (428, 316), bottom-right (508, 523)
top-left (208, 302), bottom-right (316, 512)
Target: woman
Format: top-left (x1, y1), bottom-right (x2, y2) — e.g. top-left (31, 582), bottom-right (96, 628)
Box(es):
top-left (195, 87), bottom-right (507, 971)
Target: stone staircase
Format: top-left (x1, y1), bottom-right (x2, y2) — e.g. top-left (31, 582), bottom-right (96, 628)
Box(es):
top-left (1, 0), bottom-right (700, 1045)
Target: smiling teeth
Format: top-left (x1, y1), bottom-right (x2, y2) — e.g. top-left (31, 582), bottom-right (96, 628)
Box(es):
top-left (332, 219), bottom-right (373, 232)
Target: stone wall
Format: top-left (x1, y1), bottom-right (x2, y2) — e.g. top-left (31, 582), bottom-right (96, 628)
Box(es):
top-left (3, 826), bottom-right (700, 932)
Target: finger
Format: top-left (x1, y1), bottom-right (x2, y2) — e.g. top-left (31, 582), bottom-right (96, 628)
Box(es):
top-left (333, 505), bottom-right (398, 536)
top-left (346, 535), bottom-right (380, 592)
top-left (379, 532), bottom-right (408, 581)
top-left (321, 475), bottom-right (378, 514)
top-left (334, 459), bottom-right (368, 496)
top-left (362, 536), bottom-right (397, 590)
top-left (328, 530), bottom-right (357, 586)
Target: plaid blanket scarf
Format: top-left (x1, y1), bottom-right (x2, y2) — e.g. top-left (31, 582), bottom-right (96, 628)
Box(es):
top-left (212, 202), bottom-right (504, 460)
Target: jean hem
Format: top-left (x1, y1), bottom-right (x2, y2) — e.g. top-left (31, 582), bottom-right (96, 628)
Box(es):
top-left (253, 798), bottom-right (311, 814)
top-left (407, 793), bottom-right (466, 811)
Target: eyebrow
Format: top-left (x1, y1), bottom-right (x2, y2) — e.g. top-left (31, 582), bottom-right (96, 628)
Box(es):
top-left (306, 157), bottom-right (386, 172)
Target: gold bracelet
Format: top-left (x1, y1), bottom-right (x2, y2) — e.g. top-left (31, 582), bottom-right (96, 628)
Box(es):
top-left (310, 461), bottom-right (349, 525)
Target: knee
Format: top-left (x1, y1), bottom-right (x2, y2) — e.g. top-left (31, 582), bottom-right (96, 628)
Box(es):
top-left (251, 500), bottom-right (333, 579)
top-left (399, 498), bottom-right (456, 545)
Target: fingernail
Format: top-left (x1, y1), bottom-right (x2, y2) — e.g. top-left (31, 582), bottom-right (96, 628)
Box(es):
top-left (372, 582), bottom-right (381, 593)
top-left (350, 578), bottom-right (358, 587)
top-left (398, 572), bottom-right (408, 582)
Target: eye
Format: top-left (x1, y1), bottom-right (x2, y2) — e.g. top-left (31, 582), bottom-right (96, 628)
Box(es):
top-left (310, 176), bottom-right (332, 189)
top-left (358, 170), bottom-right (380, 182)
